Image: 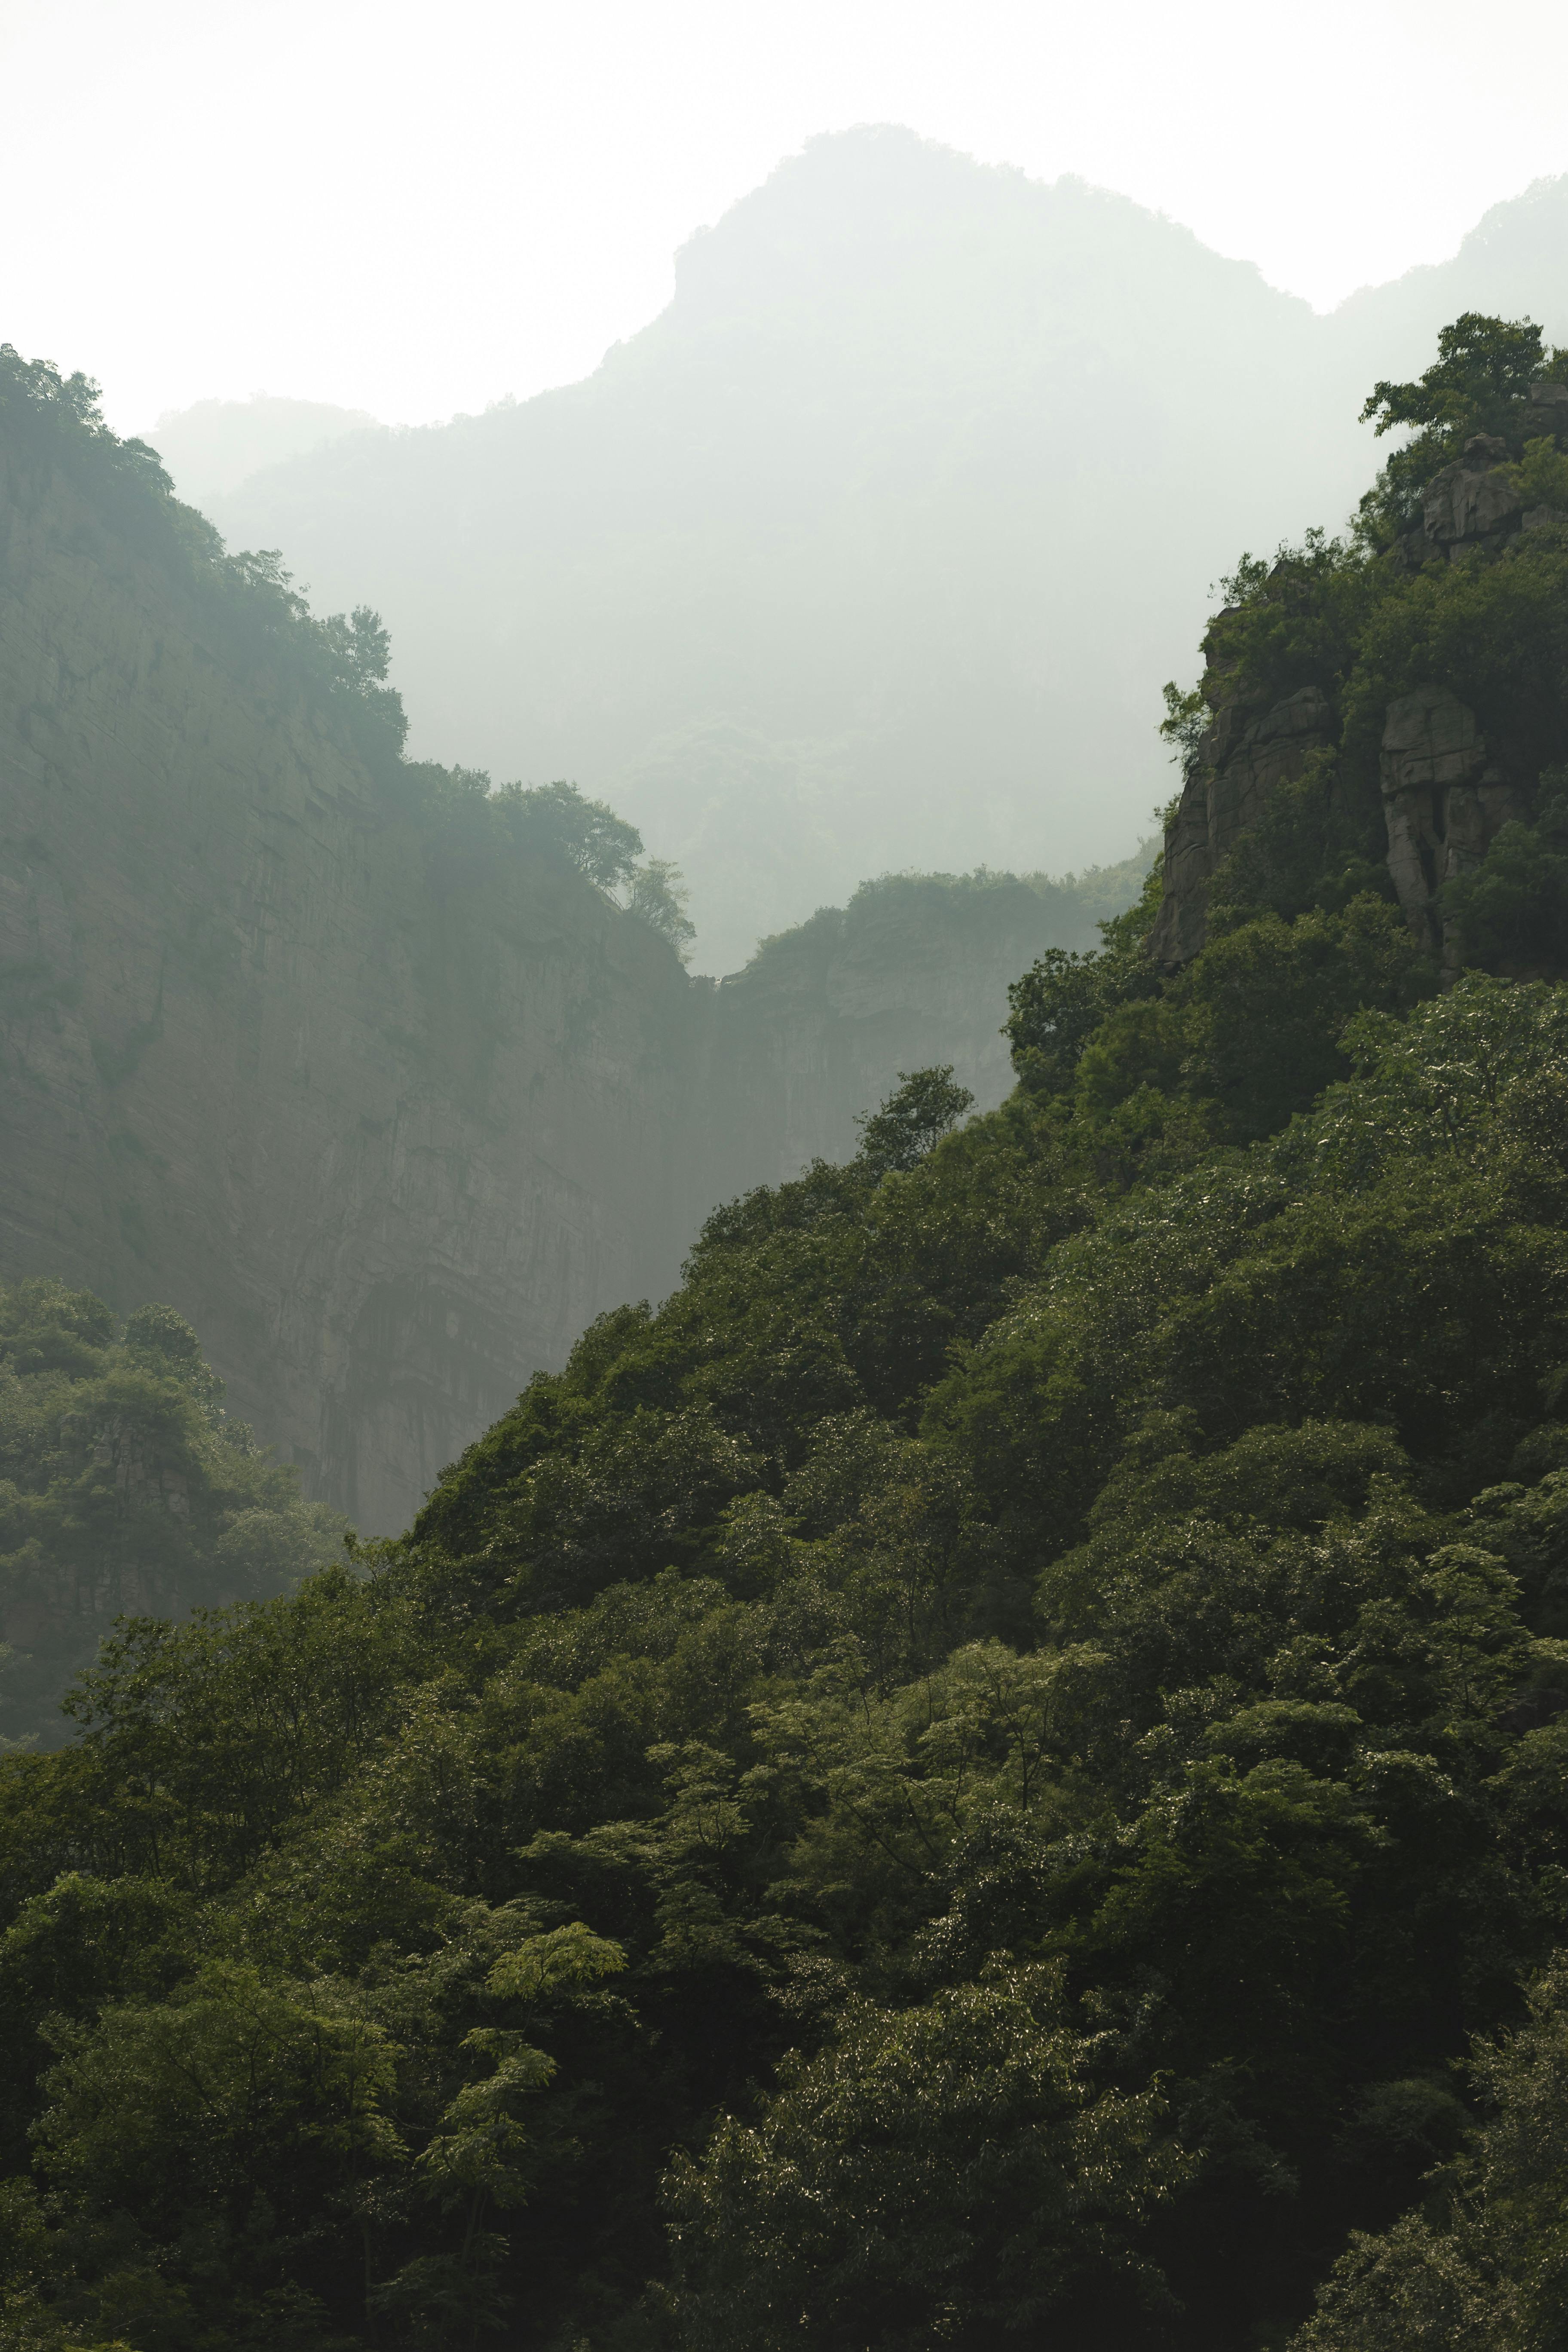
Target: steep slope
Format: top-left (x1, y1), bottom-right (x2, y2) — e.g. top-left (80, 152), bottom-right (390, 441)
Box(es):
top-left (0, 1283), bottom-right (343, 1748)
top-left (201, 132), bottom-right (1568, 970)
top-left (695, 856), bottom-right (1146, 1202)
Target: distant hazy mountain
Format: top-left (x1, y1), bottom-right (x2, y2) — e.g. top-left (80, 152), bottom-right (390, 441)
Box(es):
top-left (145, 393), bottom-right (380, 504)
top-left (203, 129), bottom-right (1568, 972)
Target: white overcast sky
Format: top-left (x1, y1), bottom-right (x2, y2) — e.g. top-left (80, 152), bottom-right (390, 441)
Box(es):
top-left (3, 0), bottom-right (1567, 433)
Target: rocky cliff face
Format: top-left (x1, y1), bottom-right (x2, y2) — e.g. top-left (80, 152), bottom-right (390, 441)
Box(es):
top-left (0, 434), bottom-right (707, 1534)
top-left (1150, 385), bottom-right (1568, 969)
top-left (1378, 683), bottom-right (1528, 966)
top-left (1152, 681), bottom-right (1333, 965)
top-left (0, 433), bottom-right (1110, 1534)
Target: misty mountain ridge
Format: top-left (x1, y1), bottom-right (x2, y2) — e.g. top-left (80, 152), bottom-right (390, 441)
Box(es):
top-left (147, 392), bottom-right (381, 503)
top-left (162, 128), bottom-right (1568, 970)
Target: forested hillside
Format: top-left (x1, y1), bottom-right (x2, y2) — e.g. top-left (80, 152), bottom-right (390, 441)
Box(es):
top-left (8, 317), bottom-right (1568, 2349)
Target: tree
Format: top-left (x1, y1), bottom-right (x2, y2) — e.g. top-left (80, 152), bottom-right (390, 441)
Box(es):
top-left (854, 1066), bottom-right (975, 1175)
top-left (1361, 313), bottom-right (1550, 445)
top-left (622, 858), bottom-right (697, 959)
top-left (663, 1965), bottom-right (1185, 2351)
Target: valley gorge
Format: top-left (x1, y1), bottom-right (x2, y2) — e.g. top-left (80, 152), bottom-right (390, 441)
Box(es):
top-left (0, 398), bottom-right (1114, 1534)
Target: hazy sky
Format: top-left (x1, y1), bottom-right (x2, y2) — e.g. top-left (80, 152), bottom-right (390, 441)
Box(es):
top-left (6, 0), bottom-right (1568, 433)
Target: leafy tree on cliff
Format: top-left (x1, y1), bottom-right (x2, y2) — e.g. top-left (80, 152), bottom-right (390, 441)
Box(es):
top-left (622, 856), bottom-right (698, 959)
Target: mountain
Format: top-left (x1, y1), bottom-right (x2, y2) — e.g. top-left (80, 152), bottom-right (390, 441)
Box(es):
top-left (193, 130), bottom-right (1568, 971)
top-left (1329, 172), bottom-right (1568, 368)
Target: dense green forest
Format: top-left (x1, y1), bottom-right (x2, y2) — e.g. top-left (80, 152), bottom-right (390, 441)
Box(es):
top-left (8, 316), bottom-right (1568, 2348)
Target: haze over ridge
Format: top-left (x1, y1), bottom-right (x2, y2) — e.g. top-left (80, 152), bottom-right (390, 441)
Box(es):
top-left (174, 129), bottom-right (1568, 971)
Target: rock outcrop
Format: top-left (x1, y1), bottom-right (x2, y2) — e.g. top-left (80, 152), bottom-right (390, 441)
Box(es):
top-left (1150, 674), bottom-right (1333, 966)
top-left (1152, 385), bottom-right (1568, 969)
top-left (1379, 686), bottom-right (1525, 965)
top-left (1414, 384), bottom-right (1568, 561)
top-left (1419, 433), bottom-right (1523, 555)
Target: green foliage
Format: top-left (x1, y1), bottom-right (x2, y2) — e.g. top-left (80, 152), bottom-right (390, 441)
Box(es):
top-left (407, 765), bottom-right (648, 894)
top-left (1, 346), bottom-right (675, 914)
top-left (0, 1281), bottom-right (345, 1747)
top-left (1289, 1954), bottom-right (1568, 2349)
top-left (1358, 312), bottom-right (1568, 536)
top-left (1160, 678), bottom-right (1209, 766)
top-left (1445, 772), bottom-right (1568, 972)
top-left (1009, 880), bottom-right (1429, 1152)
top-left (1180, 895), bottom-right (1433, 1141)
top-left (1344, 522), bottom-right (1568, 778)
top-left (9, 970), bottom-right (1568, 2344)
top-left (1003, 856), bottom-right (1164, 1097)
top-left (1207, 528), bottom-right (1375, 708)
top-left (1207, 747), bottom-right (1391, 925)
top-left (1147, 315), bottom-right (1568, 1008)
top-left (852, 1065), bottom-right (975, 1174)
top-left (662, 1963), bottom-right (1185, 2349)
top-left (622, 857), bottom-right (697, 957)
top-left (0, 347), bottom-right (174, 503)
top-left (1361, 312), bottom-right (1551, 444)
top-left (1508, 432), bottom-right (1568, 513)
top-left (0, 344), bottom-right (408, 764)
top-left (36, 1962), bottom-right (402, 2219)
